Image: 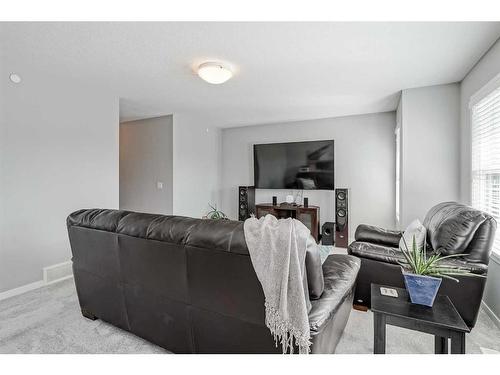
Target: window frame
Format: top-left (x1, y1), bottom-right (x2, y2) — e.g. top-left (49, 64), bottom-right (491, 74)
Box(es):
top-left (469, 72), bottom-right (500, 259)
top-left (395, 125), bottom-right (401, 225)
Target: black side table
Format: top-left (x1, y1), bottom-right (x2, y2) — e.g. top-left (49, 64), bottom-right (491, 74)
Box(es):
top-left (371, 284), bottom-right (470, 354)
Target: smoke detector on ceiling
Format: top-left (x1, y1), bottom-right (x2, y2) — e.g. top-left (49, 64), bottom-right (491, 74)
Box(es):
top-left (9, 73), bottom-right (22, 84)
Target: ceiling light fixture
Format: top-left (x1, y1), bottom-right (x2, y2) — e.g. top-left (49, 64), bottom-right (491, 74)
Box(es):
top-left (9, 73), bottom-right (22, 84)
top-left (197, 62), bottom-right (233, 84)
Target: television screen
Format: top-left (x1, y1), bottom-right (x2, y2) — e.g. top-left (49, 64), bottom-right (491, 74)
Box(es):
top-left (253, 140), bottom-right (334, 190)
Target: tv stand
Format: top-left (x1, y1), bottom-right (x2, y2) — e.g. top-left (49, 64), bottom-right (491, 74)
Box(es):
top-left (279, 202), bottom-right (298, 207)
top-left (255, 203), bottom-right (320, 242)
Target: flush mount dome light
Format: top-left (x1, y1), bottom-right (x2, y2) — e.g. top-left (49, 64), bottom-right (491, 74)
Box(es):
top-left (197, 62), bottom-right (233, 84)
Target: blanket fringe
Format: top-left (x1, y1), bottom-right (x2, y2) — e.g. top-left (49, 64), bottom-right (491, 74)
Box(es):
top-left (264, 301), bottom-right (311, 354)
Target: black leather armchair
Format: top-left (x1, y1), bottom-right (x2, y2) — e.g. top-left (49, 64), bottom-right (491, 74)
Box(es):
top-left (348, 202), bottom-right (496, 328)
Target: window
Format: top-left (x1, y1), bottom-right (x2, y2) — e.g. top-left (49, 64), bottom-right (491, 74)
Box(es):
top-left (471, 83), bottom-right (500, 256)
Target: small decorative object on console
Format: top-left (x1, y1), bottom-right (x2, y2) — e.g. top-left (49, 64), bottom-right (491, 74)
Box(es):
top-left (285, 194), bottom-right (294, 204)
top-left (303, 197), bottom-right (309, 207)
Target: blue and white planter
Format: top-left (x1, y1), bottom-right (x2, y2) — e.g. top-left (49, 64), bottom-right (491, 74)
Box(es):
top-left (402, 272), bottom-right (442, 307)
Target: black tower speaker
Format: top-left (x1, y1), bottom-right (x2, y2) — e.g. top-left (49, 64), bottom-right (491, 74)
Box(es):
top-left (238, 186), bottom-right (255, 221)
top-left (321, 222), bottom-right (335, 245)
top-left (335, 188), bottom-right (349, 248)
top-left (303, 197), bottom-right (309, 208)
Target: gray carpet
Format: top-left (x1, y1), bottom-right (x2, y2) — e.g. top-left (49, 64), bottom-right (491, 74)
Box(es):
top-left (0, 278), bottom-right (499, 354)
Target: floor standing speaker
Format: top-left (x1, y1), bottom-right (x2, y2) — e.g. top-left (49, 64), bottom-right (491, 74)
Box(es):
top-left (238, 186), bottom-right (255, 221)
top-left (335, 188), bottom-right (349, 248)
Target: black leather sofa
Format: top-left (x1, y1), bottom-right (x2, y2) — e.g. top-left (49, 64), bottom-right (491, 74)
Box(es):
top-left (67, 209), bottom-right (360, 353)
top-left (348, 202), bottom-right (496, 328)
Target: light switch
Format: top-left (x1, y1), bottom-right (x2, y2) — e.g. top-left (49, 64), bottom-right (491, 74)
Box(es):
top-left (157, 181), bottom-right (163, 190)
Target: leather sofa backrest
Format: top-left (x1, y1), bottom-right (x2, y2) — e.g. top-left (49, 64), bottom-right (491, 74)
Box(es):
top-left (67, 209), bottom-right (249, 254)
top-left (67, 208), bottom-right (324, 292)
top-left (67, 209), bottom-right (270, 353)
top-left (67, 209), bottom-right (326, 352)
top-left (423, 202), bottom-right (496, 262)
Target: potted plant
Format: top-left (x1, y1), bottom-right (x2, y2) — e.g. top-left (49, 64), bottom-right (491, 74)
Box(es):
top-left (204, 203), bottom-right (228, 220)
top-left (398, 234), bottom-right (484, 307)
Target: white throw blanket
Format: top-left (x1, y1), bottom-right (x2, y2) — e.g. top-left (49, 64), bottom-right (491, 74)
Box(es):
top-left (243, 214), bottom-right (312, 354)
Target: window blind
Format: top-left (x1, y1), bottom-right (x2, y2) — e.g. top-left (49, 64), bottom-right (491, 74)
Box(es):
top-left (471, 86), bottom-right (500, 256)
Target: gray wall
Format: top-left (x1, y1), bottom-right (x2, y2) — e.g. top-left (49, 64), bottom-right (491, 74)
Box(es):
top-left (0, 78), bottom-right (119, 293)
top-left (459, 38), bottom-right (500, 325)
top-left (221, 112), bottom-right (397, 237)
top-left (172, 114), bottom-right (221, 218)
top-left (399, 83), bottom-right (461, 228)
top-left (120, 116), bottom-right (173, 214)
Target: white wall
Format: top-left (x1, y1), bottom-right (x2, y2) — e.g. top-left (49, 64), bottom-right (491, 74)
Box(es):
top-left (120, 115), bottom-right (173, 215)
top-left (399, 83), bottom-right (460, 227)
top-left (221, 112), bottom-right (397, 234)
top-left (459, 38), bottom-right (500, 324)
top-left (0, 78), bottom-right (119, 293)
top-left (172, 114), bottom-right (221, 218)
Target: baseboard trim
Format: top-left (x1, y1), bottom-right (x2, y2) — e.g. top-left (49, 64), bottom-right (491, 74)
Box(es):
top-left (481, 300), bottom-right (500, 330)
top-left (47, 275), bottom-right (74, 285)
top-left (43, 260), bottom-right (73, 284)
top-left (0, 280), bottom-right (46, 301)
top-left (490, 251), bottom-right (500, 266)
top-left (0, 260), bottom-right (73, 302)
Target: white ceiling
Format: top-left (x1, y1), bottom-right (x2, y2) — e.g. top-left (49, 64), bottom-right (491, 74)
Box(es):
top-left (1, 22), bottom-right (500, 127)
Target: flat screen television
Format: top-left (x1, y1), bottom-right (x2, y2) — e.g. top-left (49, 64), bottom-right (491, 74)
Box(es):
top-left (253, 140), bottom-right (334, 190)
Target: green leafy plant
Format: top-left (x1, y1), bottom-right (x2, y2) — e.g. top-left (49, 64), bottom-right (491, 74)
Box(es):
top-left (398, 234), bottom-right (484, 282)
top-left (206, 203), bottom-right (228, 220)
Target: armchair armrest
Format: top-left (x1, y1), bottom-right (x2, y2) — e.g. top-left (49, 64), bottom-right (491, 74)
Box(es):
top-left (354, 224), bottom-right (402, 248)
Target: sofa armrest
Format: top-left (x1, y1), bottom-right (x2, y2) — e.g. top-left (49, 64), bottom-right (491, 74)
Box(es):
top-left (354, 224), bottom-right (402, 248)
top-left (308, 254), bottom-right (360, 332)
